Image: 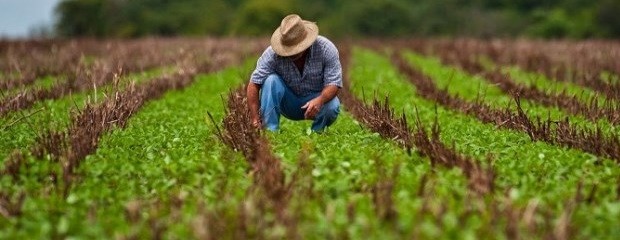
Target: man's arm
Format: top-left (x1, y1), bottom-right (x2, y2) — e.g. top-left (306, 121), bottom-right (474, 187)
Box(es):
top-left (247, 47), bottom-right (276, 128)
top-left (302, 85), bottom-right (339, 119)
top-left (247, 82), bottom-right (261, 127)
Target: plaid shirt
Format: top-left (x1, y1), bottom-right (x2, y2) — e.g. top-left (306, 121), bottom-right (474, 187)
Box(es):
top-left (250, 36), bottom-right (343, 97)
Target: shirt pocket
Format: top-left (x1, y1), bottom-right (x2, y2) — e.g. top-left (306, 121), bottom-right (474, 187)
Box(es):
top-left (275, 66), bottom-right (293, 85)
top-left (305, 62), bottom-right (323, 83)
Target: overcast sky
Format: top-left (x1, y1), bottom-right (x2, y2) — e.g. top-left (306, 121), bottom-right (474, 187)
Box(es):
top-left (0, 0), bottom-right (61, 38)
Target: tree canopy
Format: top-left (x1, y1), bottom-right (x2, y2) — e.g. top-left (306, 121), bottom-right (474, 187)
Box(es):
top-left (55, 0), bottom-right (620, 39)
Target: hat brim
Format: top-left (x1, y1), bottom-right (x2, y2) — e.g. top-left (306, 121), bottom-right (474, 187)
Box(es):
top-left (271, 21), bottom-right (319, 57)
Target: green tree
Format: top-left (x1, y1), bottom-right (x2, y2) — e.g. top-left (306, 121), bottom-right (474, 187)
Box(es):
top-left (348, 0), bottom-right (414, 37)
top-left (230, 0), bottom-right (293, 36)
top-left (55, 0), bottom-right (110, 37)
top-left (597, 0), bottom-right (620, 37)
top-left (53, 0), bottom-right (620, 38)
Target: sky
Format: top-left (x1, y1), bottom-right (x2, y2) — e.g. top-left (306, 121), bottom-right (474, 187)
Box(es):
top-left (0, 0), bottom-right (61, 38)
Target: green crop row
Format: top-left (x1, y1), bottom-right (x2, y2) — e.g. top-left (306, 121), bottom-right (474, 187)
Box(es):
top-left (404, 52), bottom-right (619, 135)
top-left (268, 112), bottom-right (494, 239)
top-left (349, 47), bottom-right (620, 238)
top-left (0, 67), bottom-right (171, 160)
top-left (0, 62), bottom-right (254, 238)
top-left (2, 45), bottom-right (618, 239)
top-left (477, 56), bottom-right (611, 105)
top-left (504, 66), bottom-right (608, 104)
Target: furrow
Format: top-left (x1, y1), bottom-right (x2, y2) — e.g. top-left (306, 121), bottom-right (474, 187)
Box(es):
top-left (349, 47), bottom-right (620, 238)
top-left (0, 42), bottom-right (254, 232)
top-left (268, 110), bottom-right (424, 238)
top-left (30, 43), bottom-right (250, 194)
top-left (0, 60), bottom-right (256, 238)
top-left (214, 86), bottom-right (298, 239)
top-left (0, 68), bottom-right (164, 160)
top-left (482, 70), bottom-right (620, 126)
top-left (0, 37), bottom-right (263, 118)
top-left (393, 52), bottom-right (620, 163)
top-left (339, 45), bottom-right (494, 195)
top-left (418, 40), bottom-right (620, 126)
top-left (410, 39), bottom-right (620, 102)
top-left (0, 39), bottom-right (210, 92)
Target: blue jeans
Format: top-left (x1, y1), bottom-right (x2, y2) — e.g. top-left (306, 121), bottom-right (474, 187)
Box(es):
top-left (260, 74), bottom-right (340, 132)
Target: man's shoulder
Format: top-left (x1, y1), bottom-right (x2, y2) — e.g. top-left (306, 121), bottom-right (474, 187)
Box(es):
top-left (316, 36), bottom-right (337, 49)
top-left (261, 46), bottom-right (277, 57)
top-left (313, 36), bottom-right (338, 59)
top-left (258, 46), bottom-right (280, 64)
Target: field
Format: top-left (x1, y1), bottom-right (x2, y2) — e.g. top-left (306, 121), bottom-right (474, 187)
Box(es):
top-left (1, 38), bottom-right (619, 239)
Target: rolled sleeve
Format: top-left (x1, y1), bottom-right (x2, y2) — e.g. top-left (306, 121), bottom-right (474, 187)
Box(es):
top-left (323, 43), bottom-right (343, 88)
top-left (250, 47), bottom-right (276, 85)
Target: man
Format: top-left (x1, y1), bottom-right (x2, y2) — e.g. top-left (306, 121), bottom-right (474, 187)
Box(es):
top-left (247, 14), bottom-right (342, 133)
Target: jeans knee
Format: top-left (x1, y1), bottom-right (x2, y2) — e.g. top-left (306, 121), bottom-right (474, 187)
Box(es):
top-left (263, 74), bottom-right (284, 89)
top-left (261, 74), bottom-right (286, 101)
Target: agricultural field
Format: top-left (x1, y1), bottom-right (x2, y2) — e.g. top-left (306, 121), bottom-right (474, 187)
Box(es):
top-left (0, 38), bottom-right (619, 239)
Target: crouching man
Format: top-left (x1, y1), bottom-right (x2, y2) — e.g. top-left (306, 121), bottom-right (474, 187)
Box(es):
top-left (247, 14), bottom-right (342, 133)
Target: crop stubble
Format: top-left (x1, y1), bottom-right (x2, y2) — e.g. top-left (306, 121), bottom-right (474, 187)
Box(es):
top-left (345, 45), bottom-right (593, 238)
top-left (421, 39), bottom-right (620, 126)
top-left (388, 48), bottom-right (620, 163)
top-left (0, 39), bottom-right (261, 219)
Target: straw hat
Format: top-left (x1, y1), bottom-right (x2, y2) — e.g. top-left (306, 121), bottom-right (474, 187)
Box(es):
top-left (271, 14), bottom-right (319, 57)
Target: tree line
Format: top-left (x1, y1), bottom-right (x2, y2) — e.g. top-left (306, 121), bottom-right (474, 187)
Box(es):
top-left (55, 0), bottom-right (620, 39)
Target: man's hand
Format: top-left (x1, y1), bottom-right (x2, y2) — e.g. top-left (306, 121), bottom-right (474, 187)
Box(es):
top-left (302, 97), bottom-right (324, 119)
